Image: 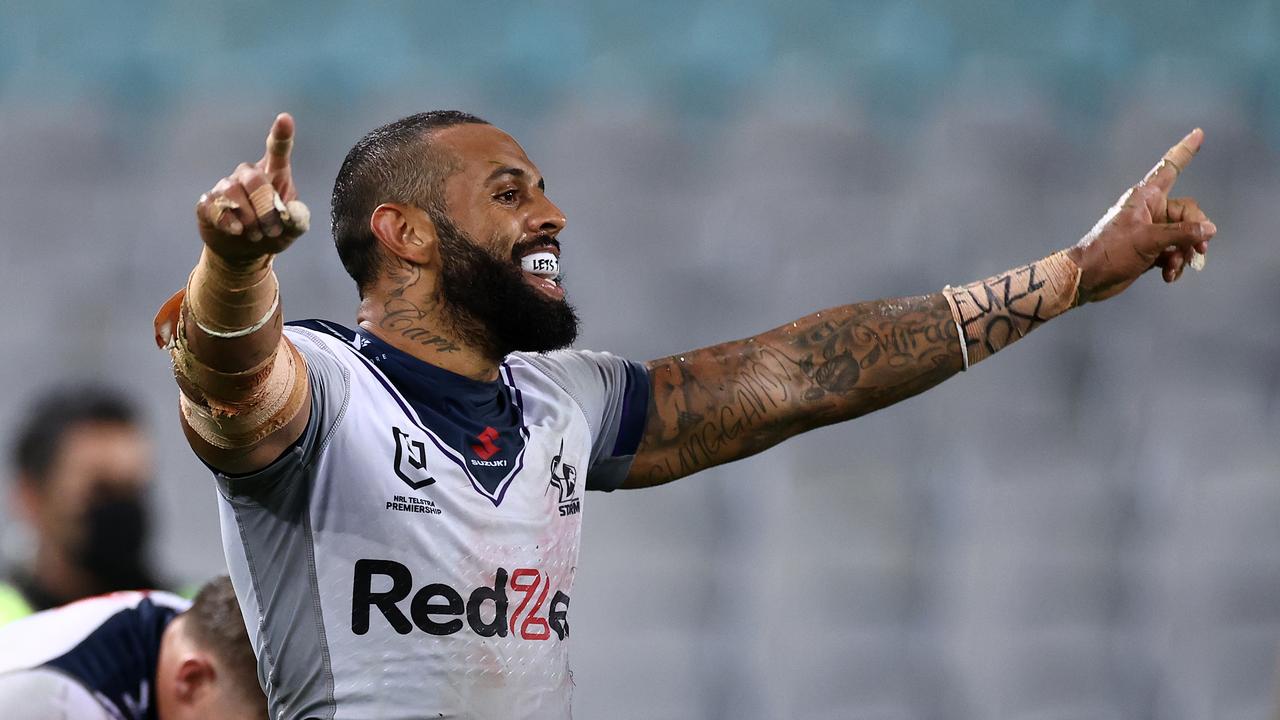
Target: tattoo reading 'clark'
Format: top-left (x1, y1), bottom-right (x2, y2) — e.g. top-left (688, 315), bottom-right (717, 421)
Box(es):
top-left (635, 295), bottom-right (962, 484)
top-left (381, 264), bottom-right (462, 353)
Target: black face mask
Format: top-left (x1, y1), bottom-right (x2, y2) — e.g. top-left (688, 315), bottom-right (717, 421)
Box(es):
top-left (430, 206), bottom-right (580, 360)
top-left (73, 493), bottom-right (157, 592)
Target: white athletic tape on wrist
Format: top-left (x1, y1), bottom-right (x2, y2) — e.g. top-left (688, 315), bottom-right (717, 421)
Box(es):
top-left (942, 251), bottom-right (1080, 368)
top-left (155, 247), bottom-right (307, 449)
top-left (184, 249), bottom-right (277, 337)
top-left (193, 292), bottom-right (279, 339)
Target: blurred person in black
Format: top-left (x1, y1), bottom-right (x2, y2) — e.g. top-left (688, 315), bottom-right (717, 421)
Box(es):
top-left (0, 385), bottom-right (162, 624)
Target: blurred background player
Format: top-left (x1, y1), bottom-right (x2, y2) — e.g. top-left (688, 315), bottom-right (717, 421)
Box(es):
top-left (1, 385), bottom-right (164, 625)
top-left (0, 576), bottom-right (265, 720)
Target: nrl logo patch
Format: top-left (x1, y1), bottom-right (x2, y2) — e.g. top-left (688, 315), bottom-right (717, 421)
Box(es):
top-left (392, 426), bottom-right (436, 490)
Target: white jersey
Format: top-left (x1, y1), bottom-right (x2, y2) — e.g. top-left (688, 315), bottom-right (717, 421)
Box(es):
top-left (214, 321), bottom-right (649, 720)
top-left (0, 591), bottom-right (189, 720)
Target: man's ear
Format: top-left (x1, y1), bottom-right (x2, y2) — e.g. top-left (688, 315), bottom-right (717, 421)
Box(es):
top-left (371, 203), bottom-right (437, 265)
top-left (173, 655), bottom-right (216, 704)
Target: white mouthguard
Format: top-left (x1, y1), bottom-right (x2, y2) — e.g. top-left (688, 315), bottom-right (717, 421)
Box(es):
top-left (521, 252), bottom-right (559, 278)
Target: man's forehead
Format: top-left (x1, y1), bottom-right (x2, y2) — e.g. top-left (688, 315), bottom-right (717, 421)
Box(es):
top-left (433, 123), bottom-right (538, 178)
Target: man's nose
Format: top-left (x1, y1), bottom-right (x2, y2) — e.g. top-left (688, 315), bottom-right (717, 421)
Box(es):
top-left (526, 193), bottom-right (566, 237)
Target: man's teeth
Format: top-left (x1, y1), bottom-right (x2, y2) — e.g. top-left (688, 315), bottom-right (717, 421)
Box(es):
top-left (520, 251), bottom-right (559, 278)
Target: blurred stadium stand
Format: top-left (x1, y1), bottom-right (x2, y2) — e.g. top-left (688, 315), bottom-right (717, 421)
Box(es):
top-left (1, 1), bottom-right (1278, 717)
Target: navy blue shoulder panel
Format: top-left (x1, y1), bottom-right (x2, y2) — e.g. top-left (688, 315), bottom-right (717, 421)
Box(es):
top-left (611, 359), bottom-right (651, 458)
top-left (42, 596), bottom-right (180, 720)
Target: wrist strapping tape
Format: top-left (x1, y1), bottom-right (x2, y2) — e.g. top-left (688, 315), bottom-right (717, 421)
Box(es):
top-left (942, 251), bottom-right (1081, 369)
top-left (154, 248), bottom-right (308, 449)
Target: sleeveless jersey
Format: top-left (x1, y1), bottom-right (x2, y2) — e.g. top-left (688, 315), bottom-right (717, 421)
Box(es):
top-left (0, 590), bottom-right (189, 720)
top-left (214, 321), bottom-right (649, 720)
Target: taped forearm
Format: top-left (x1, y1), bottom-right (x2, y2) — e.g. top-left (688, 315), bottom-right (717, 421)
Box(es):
top-left (942, 250), bottom-right (1081, 369)
top-left (154, 248), bottom-right (307, 450)
top-left (176, 335), bottom-right (308, 449)
top-left (187, 247), bottom-right (278, 338)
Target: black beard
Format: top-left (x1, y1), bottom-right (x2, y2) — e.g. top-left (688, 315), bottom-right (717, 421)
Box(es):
top-left (431, 208), bottom-right (579, 359)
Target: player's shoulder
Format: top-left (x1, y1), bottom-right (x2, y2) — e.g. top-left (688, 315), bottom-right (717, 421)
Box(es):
top-left (0, 591), bottom-right (187, 673)
top-left (510, 348), bottom-right (628, 380)
top-left (283, 318), bottom-right (363, 377)
top-left (285, 318), bottom-right (358, 348)
top-left (6, 590), bottom-right (188, 633)
top-left (509, 348), bottom-right (646, 427)
top-left (0, 669), bottom-right (116, 720)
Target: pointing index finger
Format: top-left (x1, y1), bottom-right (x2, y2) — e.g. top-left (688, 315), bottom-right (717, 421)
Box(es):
top-left (1141, 127), bottom-right (1203, 194)
top-left (262, 112), bottom-right (294, 173)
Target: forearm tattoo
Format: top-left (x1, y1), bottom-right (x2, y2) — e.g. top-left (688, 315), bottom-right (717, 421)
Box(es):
top-left (630, 294), bottom-right (963, 486)
top-left (628, 252), bottom-right (1085, 486)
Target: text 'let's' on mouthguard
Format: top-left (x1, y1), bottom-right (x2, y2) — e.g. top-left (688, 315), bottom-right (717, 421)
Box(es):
top-left (521, 252), bottom-right (559, 278)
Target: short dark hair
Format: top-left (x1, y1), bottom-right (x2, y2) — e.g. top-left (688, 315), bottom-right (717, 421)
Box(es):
top-left (331, 111), bottom-right (489, 297)
top-left (12, 384), bottom-right (138, 487)
top-left (184, 576), bottom-right (263, 709)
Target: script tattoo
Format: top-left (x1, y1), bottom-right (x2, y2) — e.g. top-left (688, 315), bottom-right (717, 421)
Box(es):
top-left (629, 294), bottom-right (963, 487)
top-left (380, 263), bottom-right (462, 353)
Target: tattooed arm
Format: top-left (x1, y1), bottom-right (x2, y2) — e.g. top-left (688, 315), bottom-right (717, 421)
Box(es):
top-left (623, 128), bottom-right (1217, 488)
top-left (625, 294), bottom-right (962, 487)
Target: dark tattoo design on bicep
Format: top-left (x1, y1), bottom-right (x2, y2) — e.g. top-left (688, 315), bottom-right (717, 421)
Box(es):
top-left (379, 262), bottom-right (462, 353)
top-left (630, 294), bottom-right (963, 486)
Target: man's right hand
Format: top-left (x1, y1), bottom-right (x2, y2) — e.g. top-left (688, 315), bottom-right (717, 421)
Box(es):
top-left (195, 113), bottom-right (309, 262)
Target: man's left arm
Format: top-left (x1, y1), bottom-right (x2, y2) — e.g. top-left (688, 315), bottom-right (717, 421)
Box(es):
top-left (623, 128), bottom-right (1215, 488)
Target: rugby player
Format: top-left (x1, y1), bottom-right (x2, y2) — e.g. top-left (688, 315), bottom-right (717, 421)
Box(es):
top-left (155, 112), bottom-right (1214, 719)
top-left (0, 576), bottom-right (265, 719)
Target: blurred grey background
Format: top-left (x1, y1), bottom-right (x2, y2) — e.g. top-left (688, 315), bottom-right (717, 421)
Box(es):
top-left (1, 0), bottom-right (1279, 717)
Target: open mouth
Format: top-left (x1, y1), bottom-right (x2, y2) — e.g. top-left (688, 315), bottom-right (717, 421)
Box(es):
top-left (517, 243), bottom-right (564, 300)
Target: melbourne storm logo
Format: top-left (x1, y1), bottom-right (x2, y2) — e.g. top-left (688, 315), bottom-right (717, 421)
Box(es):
top-left (547, 439), bottom-right (579, 516)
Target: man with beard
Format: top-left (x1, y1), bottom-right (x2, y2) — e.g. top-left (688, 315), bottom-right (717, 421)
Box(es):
top-left (155, 112), bottom-right (1214, 719)
top-left (1, 386), bottom-right (163, 625)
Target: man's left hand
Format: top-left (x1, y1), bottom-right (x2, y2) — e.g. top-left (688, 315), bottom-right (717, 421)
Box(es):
top-left (1069, 128), bottom-right (1216, 304)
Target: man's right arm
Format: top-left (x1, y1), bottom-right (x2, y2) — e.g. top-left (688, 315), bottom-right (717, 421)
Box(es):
top-left (155, 113), bottom-right (313, 475)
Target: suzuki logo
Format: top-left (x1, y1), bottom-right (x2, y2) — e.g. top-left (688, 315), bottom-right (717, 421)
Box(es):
top-left (471, 426), bottom-right (500, 460)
